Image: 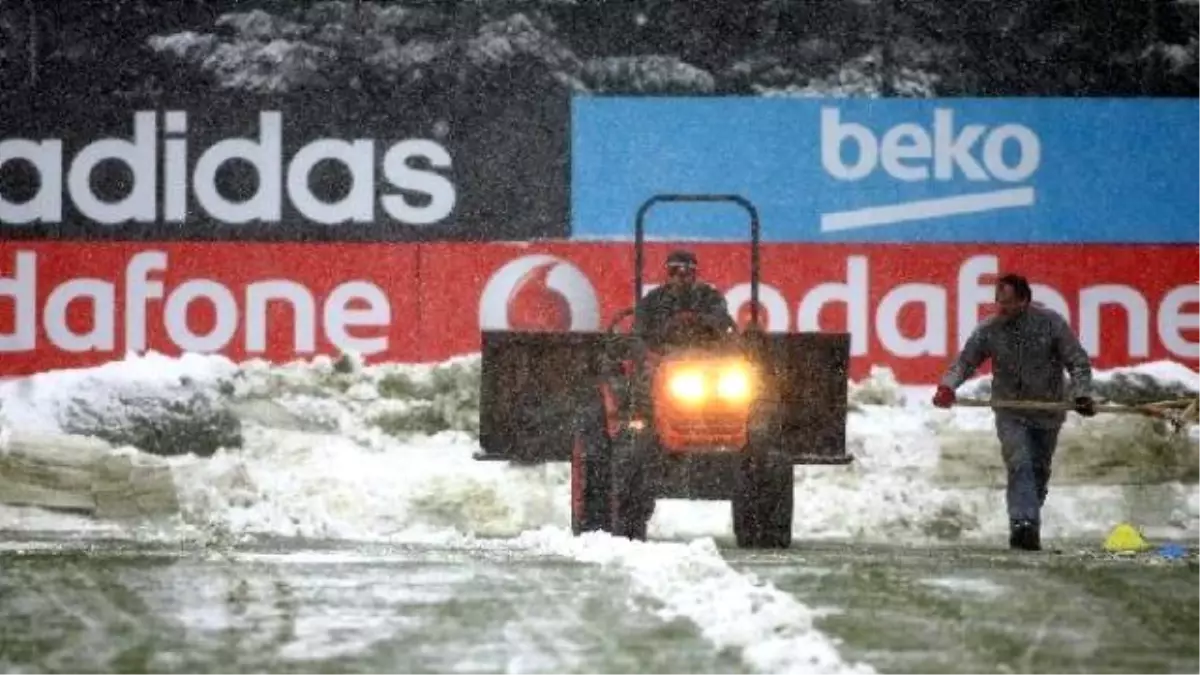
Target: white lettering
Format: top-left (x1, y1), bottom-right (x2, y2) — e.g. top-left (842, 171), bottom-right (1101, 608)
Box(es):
top-left (287, 139), bottom-right (374, 225)
top-left (796, 256), bottom-right (869, 355)
top-left (164, 111), bottom-right (189, 222)
top-left (981, 124), bottom-right (1040, 182)
top-left (956, 254), bottom-right (997, 349)
top-left (880, 123), bottom-right (930, 181)
top-left (1079, 285), bottom-right (1151, 357)
top-left (821, 106), bottom-right (1041, 184)
top-left (324, 281), bottom-right (390, 355)
top-left (381, 140), bottom-right (456, 225)
top-left (4, 251), bottom-right (1194, 379)
top-left (164, 279), bottom-right (239, 353)
top-left (245, 281), bottom-right (316, 352)
top-left (67, 111), bottom-right (157, 224)
top-left (725, 282), bottom-right (789, 332)
top-left (0, 250), bottom-right (395, 358)
top-left (1031, 283), bottom-right (1070, 323)
top-left (876, 283), bottom-right (946, 357)
top-left (933, 108), bottom-right (987, 180)
top-left (193, 111), bottom-right (283, 224)
top-left (125, 251), bottom-right (166, 352)
top-left (44, 279), bottom-right (115, 351)
top-left (0, 140), bottom-right (62, 223)
top-left (0, 252), bottom-right (36, 350)
top-left (0, 111), bottom-right (456, 227)
top-left (820, 108), bottom-right (877, 180)
top-left (1157, 285), bottom-right (1199, 359)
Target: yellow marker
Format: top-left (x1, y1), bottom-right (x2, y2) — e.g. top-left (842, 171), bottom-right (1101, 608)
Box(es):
top-left (1103, 522), bottom-right (1150, 553)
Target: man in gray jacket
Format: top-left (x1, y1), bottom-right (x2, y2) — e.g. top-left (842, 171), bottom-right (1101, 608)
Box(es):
top-left (933, 274), bottom-right (1096, 551)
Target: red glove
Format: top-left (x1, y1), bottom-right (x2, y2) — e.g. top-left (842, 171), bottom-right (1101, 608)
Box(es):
top-left (1074, 396), bottom-right (1096, 417)
top-left (932, 386), bottom-right (956, 408)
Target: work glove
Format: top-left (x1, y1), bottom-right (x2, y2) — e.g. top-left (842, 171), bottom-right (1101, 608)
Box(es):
top-left (1074, 396), bottom-right (1096, 417)
top-left (932, 386), bottom-right (956, 409)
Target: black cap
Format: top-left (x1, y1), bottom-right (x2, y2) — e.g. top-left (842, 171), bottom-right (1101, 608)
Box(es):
top-left (666, 249), bottom-right (698, 268)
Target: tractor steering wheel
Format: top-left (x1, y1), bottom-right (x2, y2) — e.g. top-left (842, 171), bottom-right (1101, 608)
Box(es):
top-left (655, 311), bottom-right (732, 347)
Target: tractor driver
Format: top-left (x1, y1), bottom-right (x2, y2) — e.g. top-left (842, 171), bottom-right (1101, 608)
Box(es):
top-left (633, 249), bottom-right (736, 349)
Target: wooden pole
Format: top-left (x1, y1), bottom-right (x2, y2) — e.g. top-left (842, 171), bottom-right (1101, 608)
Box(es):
top-left (954, 396), bottom-right (1198, 431)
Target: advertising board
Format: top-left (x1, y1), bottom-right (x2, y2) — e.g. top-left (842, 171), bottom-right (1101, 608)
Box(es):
top-left (0, 242), bottom-right (420, 375)
top-left (4, 242), bottom-right (1195, 383)
top-left (0, 98), bottom-right (569, 242)
top-left (570, 97), bottom-right (1200, 244)
top-left (433, 243), bottom-right (1199, 383)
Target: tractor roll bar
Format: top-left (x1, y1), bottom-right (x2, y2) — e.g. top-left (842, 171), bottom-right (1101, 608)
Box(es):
top-left (633, 194), bottom-right (762, 329)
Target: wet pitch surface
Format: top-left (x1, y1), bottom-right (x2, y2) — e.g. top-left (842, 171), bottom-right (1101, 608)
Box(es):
top-left (728, 541), bottom-right (1199, 674)
top-left (1, 532), bottom-right (1195, 674)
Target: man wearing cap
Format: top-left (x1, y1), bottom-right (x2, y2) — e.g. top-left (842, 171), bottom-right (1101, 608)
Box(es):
top-left (633, 249), bottom-right (736, 348)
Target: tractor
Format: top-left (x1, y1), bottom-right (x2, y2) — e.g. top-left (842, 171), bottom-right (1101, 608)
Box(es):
top-left (475, 195), bottom-right (853, 548)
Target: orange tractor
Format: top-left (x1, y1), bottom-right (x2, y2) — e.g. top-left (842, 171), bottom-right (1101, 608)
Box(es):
top-left (476, 195), bottom-right (853, 548)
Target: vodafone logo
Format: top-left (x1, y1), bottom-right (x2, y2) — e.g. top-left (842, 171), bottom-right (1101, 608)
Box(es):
top-left (478, 255), bottom-right (600, 332)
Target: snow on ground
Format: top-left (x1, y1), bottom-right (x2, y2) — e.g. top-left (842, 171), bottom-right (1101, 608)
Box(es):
top-left (517, 527), bottom-right (875, 675)
top-left (0, 351), bottom-right (1195, 546)
top-left (0, 351), bottom-right (1194, 675)
top-left (0, 352), bottom-right (240, 435)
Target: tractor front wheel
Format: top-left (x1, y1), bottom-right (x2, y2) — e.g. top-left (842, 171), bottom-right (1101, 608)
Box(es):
top-left (570, 388), bottom-right (655, 541)
top-left (609, 432), bottom-right (656, 541)
top-left (732, 446), bottom-right (794, 549)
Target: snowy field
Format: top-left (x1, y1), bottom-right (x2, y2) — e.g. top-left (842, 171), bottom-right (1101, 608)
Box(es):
top-left (0, 352), bottom-right (1196, 673)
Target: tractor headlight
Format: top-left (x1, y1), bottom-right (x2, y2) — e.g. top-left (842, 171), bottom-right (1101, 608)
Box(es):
top-left (716, 366), bottom-right (752, 402)
top-left (668, 370), bottom-right (707, 404)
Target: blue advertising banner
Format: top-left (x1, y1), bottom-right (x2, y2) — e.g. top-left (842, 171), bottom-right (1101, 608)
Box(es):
top-left (569, 97), bottom-right (1199, 243)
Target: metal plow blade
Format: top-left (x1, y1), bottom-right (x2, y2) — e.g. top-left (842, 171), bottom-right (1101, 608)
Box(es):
top-left (477, 330), bottom-right (627, 464)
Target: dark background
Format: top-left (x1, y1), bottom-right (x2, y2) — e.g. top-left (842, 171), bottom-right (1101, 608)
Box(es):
top-left (1, 0), bottom-right (1196, 241)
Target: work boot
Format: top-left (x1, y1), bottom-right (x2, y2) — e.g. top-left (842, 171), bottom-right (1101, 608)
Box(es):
top-left (1009, 519), bottom-right (1041, 551)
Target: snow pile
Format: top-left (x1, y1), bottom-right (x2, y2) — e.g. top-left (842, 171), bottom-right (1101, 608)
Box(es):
top-left (168, 429), bottom-right (565, 543)
top-left (0, 351), bottom-right (486, 460)
top-left (847, 366), bottom-right (907, 407)
top-left (0, 351), bottom-right (1195, 546)
top-left (959, 360), bottom-right (1199, 404)
top-left (517, 527), bottom-right (875, 675)
top-left (221, 352), bottom-right (482, 439)
top-left (0, 353), bottom-right (243, 458)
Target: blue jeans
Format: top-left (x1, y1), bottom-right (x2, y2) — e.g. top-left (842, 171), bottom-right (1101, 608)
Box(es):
top-left (995, 415), bottom-right (1061, 523)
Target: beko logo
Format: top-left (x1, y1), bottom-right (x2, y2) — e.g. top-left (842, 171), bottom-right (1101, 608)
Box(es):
top-left (819, 107), bottom-right (1041, 232)
top-left (0, 111), bottom-right (456, 227)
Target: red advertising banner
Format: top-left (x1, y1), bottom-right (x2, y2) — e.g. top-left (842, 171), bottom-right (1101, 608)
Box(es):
top-left (0, 243), bottom-right (420, 376)
top-left (425, 242), bottom-right (1199, 383)
top-left (2, 242), bottom-right (1197, 383)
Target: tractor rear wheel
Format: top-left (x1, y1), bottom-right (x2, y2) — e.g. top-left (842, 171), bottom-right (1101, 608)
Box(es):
top-left (571, 391), bottom-right (613, 535)
top-left (571, 438), bottom-right (613, 535)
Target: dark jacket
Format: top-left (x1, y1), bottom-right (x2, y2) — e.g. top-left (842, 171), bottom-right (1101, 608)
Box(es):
top-left (940, 305), bottom-right (1094, 427)
top-left (634, 282), bottom-right (735, 346)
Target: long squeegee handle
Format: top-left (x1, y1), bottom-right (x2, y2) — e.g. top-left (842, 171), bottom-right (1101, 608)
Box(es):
top-left (956, 397), bottom-right (1183, 416)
